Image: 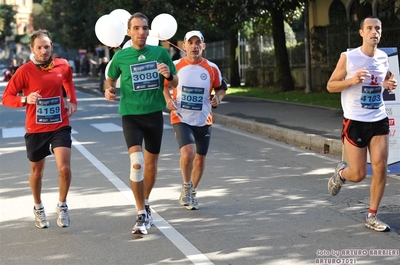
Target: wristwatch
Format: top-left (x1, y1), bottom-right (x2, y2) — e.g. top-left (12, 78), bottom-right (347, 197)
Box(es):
top-left (21, 96), bottom-right (27, 105)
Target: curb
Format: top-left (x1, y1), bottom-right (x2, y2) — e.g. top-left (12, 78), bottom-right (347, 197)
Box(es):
top-left (213, 113), bottom-right (342, 157)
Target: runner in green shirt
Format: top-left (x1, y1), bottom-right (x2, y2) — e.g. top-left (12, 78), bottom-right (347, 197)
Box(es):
top-left (105, 12), bottom-right (178, 235)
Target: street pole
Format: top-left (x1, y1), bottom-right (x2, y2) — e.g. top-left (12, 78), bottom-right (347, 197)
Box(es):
top-left (305, 0), bottom-right (312, 93)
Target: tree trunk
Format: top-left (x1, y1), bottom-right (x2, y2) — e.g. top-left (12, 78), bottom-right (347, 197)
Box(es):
top-left (229, 30), bottom-right (240, 87)
top-left (271, 7), bottom-right (295, 91)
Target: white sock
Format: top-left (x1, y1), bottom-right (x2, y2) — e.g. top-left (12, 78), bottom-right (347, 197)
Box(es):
top-left (58, 201), bottom-right (67, 207)
top-left (34, 202), bottom-right (43, 210)
top-left (145, 199), bottom-right (149, 206)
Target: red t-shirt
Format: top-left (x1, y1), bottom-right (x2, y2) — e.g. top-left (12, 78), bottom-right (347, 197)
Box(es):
top-left (2, 58), bottom-right (78, 133)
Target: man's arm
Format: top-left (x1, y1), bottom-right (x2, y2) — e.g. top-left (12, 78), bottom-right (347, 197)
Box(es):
top-left (327, 53), bottom-right (371, 93)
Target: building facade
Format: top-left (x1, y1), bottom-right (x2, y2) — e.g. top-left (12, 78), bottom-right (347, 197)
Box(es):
top-left (0, 0), bottom-right (33, 35)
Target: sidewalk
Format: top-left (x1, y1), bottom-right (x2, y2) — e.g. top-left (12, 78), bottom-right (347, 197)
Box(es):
top-left (73, 76), bottom-right (344, 157)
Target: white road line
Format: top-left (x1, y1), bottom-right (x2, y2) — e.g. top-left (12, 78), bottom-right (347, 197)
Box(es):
top-left (2, 127), bottom-right (78, 138)
top-left (71, 136), bottom-right (214, 265)
top-left (91, 123), bottom-right (123, 132)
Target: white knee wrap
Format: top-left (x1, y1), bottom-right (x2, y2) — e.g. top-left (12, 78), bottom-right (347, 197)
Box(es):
top-left (130, 152), bottom-right (144, 182)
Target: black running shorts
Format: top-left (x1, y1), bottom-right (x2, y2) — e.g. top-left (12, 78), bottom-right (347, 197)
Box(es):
top-left (25, 126), bottom-right (72, 162)
top-left (342, 117), bottom-right (389, 148)
top-left (122, 111), bottom-right (164, 154)
top-left (173, 123), bottom-right (211, 156)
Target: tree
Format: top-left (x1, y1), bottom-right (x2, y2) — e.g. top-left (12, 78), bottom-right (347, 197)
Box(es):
top-left (0, 5), bottom-right (17, 45)
top-left (248, 0), bottom-right (304, 91)
top-left (31, 0), bottom-right (143, 52)
top-left (29, 0), bottom-right (304, 90)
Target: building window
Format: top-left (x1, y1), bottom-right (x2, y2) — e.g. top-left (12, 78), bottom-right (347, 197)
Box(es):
top-left (329, 0), bottom-right (347, 25)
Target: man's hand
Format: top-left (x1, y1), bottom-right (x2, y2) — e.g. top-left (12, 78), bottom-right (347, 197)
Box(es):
top-left (105, 87), bottom-right (116, 101)
top-left (352, 67), bottom-right (371, 85)
top-left (386, 73), bottom-right (397, 93)
top-left (67, 102), bottom-right (77, 117)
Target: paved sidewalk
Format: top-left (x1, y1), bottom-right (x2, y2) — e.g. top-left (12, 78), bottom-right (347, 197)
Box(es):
top-left (74, 76), bottom-right (344, 156)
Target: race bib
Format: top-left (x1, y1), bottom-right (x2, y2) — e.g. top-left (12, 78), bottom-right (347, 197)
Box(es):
top-left (130, 61), bottom-right (160, 91)
top-left (36, 96), bottom-right (62, 124)
top-left (180, 86), bottom-right (204, 111)
top-left (360, 86), bottom-right (382, 109)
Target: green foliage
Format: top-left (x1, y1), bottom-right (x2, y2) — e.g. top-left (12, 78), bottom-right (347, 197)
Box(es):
top-left (227, 86), bottom-right (342, 109)
top-left (32, 0), bottom-right (143, 50)
top-left (0, 4), bottom-right (17, 44)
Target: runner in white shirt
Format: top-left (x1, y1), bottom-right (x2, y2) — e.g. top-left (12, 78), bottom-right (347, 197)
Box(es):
top-left (327, 16), bottom-right (397, 232)
top-left (165, 30), bottom-right (227, 210)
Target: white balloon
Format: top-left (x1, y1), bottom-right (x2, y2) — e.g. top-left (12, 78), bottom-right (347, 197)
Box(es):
top-left (109, 9), bottom-right (131, 33)
top-left (95, 14), bottom-right (125, 47)
top-left (151, 13), bottom-right (177, 40)
top-left (105, 60), bottom-right (121, 88)
top-left (146, 30), bottom-right (159, 46)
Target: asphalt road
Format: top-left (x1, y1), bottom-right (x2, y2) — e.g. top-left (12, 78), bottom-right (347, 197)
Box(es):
top-left (0, 79), bottom-right (399, 265)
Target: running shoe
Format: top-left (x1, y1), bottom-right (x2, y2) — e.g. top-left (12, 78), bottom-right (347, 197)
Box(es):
top-left (186, 190), bottom-right (199, 210)
top-left (365, 214), bottom-right (390, 232)
top-left (145, 205), bottom-right (154, 227)
top-left (56, 204), bottom-right (70, 228)
top-left (33, 207), bottom-right (49, 229)
top-left (179, 183), bottom-right (193, 206)
top-left (132, 214), bottom-right (148, 235)
top-left (328, 161), bottom-right (347, 196)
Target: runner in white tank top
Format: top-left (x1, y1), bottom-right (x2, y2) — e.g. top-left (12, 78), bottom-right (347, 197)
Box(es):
top-left (326, 16), bottom-right (397, 232)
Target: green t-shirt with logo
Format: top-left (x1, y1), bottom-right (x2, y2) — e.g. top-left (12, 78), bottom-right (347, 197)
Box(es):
top-left (108, 45), bottom-right (177, 115)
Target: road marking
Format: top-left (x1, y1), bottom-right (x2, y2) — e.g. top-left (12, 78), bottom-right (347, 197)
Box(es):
top-left (91, 123), bottom-right (123, 132)
top-left (71, 136), bottom-right (214, 265)
top-left (2, 127), bottom-right (25, 138)
top-left (2, 127), bottom-right (78, 138)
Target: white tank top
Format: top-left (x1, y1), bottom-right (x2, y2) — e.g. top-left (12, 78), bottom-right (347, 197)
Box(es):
top-left (342, 47), bottom-right (388, 122)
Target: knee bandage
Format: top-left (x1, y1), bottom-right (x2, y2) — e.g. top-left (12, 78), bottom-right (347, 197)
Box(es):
top-left (130, 152), bottom-right (144, 182)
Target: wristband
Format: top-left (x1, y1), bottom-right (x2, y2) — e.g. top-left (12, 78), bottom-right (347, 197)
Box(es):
top-left (166, 74), bottom-right (174, 81)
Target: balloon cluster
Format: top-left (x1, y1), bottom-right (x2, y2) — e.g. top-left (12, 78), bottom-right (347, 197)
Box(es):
top-left (96, 10), bottom-right (178, 88)
top-left (95, 10), bottom-right (178, 48)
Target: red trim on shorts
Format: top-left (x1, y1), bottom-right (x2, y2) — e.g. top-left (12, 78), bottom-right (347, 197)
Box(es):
top-left (342, 118), bottom-right (357, 146)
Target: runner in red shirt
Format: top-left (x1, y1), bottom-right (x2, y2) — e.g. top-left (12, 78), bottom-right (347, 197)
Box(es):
top-left (2, 29), bottom-right (78, 229)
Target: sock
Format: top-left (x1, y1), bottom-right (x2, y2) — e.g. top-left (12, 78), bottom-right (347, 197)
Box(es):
top-left (368, 209), bottom-right (377, 217)
top-left (34, 202), bottom-right (44, 210)
top-left (338, 170), bottom-right (346, 183)
top-left (184, 181), bottom-right (192, 185)
top-left (138, 210), bottom-right (146, 216)
top-left (58, 201), bottom-right (67, 207)
top-left (144, 199), bottom-right (149, 206)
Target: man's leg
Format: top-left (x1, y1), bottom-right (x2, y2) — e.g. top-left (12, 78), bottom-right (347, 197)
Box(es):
top-left (129, 146), bottom-right (145, 212)
top-left (29, 159), bottom-right (46, 204)
top-left (179, 144), bottom-right (196, 183)
top-left (53, 146), bottom-right (72, 227)
top-left (129, 146), bottom-right (150, 234)
top-left (143, 149), bottom-right (160, 200)
top-left (29, 159), bottom-right (49, 228)
top-left (191, 154), bottom-right (206, 189)
top-left (53, 147), bottom-right (72, 203)
top-left (340, 138), bottom-right (368, 182)
top-left (367, 134), bottom-right (388, 211)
